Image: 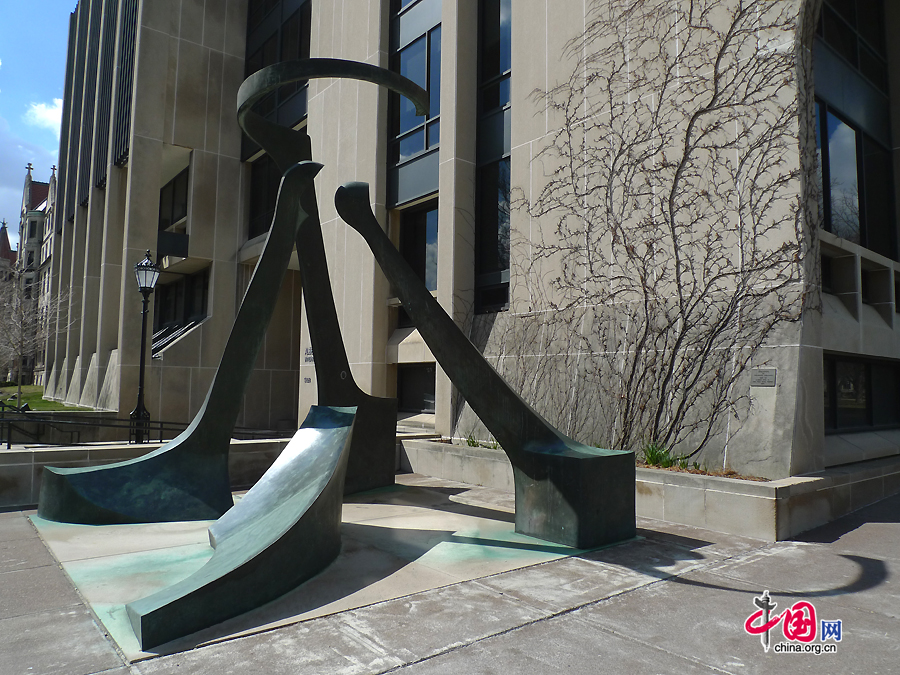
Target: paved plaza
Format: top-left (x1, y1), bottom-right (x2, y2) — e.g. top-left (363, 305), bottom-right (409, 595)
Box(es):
top-left (0, 474), bottom-right (896, 674)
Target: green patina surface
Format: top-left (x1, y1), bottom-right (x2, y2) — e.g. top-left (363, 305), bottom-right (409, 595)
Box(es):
top-left (335, 183), bottom-right (636, 549)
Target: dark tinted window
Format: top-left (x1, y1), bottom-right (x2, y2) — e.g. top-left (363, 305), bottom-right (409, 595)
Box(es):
top-left (823, 354), bottom-right (900, 432)
top-left (819, 0), bottom-right (888, 92)
top-left (398, 363), bottom-right (436, 413)
top-left (388, 0), bottom-right (441, 198)
top-left (243, 0), bottom-right (312, 159)
top-left (400, 201), bottom-right (438, 292)
top-left (475, 0), bottom-right (511, 313)
top-left (826, 111), bottom-right (860, 243)
top-left (835, 359), bottom-right (869, 428)
top-left (815, 101), bottom-right (895, 259)
top-left (159, 167), bottom-right (189, 231)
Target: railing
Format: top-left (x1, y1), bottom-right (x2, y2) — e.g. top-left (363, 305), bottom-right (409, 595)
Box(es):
top-left (0, 410), bottom-right (289, 450)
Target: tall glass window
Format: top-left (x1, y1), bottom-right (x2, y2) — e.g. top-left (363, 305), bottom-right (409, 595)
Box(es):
top-left (815, 100), bottom-right (895, 258)
top-left (475, 0), bottom-right (511, 312)
top-left (814, 0), bottom-right (896, 259)
top-left (388, 0), bottom-right (441, 206)
top-left (243, 0), bottom-right (312, 159)
top-left (400, 202), bottom-right (439, 292)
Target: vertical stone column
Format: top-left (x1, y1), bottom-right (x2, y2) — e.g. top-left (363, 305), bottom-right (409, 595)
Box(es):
top-left (49, 213), bottom-right (75, 400)
top-left (63, 204), bottom-right (88, 405)
top-left (298, 0), bottom-right (393, 422)
top-left (94, 165), bottom-right (127, 411)
top-left (115, 136), bottom-right (161, 420)
top-left (434, 0), bottom-right (478, 437)
top-left (77, 182), bottom-right (106, 407)
top-left (44, 212), bottom-right (67, 399)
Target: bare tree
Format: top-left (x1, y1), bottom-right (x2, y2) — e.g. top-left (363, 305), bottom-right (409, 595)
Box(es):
top-left (0, 270), bottom-right (68, 407)
top-left (510, 0), bottom-right (816, 462)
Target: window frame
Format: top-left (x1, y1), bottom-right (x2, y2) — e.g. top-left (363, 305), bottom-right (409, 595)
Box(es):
top-left (388, 0), bottom-right (441, 170)
top-left (474, 0), bottom-right (512, 314)
top-left (815, 98), bottom-right (897, 260)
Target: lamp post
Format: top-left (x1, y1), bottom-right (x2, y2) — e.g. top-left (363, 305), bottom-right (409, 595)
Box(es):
top-left (130, 250), bottom-right (160, 443)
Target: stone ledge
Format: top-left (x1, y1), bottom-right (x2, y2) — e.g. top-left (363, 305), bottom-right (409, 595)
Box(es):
top-left (398, 438), bottom-right (900, 541)
top-left (398, 439), bottom-right (515, 492)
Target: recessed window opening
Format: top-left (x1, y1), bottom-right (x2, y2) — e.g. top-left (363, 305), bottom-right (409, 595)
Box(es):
top-left (398, 363), bottom-right (436, 414)
top-left (158, 167), bottom-right (189, 234)
top-left (824, 353), bottom-right (900, 432)
top-left (152, 267), bottom-right (211, 356)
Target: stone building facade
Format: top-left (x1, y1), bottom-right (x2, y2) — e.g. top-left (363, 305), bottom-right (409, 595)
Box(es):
top-left (46, 0), bottom-right (900, 479)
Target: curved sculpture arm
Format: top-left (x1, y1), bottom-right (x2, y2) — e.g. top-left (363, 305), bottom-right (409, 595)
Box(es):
top-left (237, 58), bottom-right (429, 126)
top-left (334, 182), bottom-right (610, 461)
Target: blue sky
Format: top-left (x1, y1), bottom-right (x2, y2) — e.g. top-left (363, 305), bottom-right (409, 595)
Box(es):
top-left (0, 0), bottom-right (75, 247)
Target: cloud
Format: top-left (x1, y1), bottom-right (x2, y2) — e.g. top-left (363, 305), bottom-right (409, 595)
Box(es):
top-left (0, 115), bottom-right (57, 242)
top-left (23, 98), bottom-right (63, 138)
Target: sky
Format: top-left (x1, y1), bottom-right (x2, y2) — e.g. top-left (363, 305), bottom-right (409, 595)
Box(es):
top-left (0, 0), bottom-right (75, 247)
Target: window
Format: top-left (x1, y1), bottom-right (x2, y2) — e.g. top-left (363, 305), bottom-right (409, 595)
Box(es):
top-left (817, 0), bottom-right (887, 93)
top-left (814, 1), bottom-right (895, 259)
top-left (158, 167), bottom-right (190, 258)
top-left (401, 201), bottom-right (438, 291)
top-left (398, 363), bottom-right (435, 413)
top-left (159, 168), bottom-right (189, 233)
top-left (396, 201), bottom-right (438, 327)
top-left (389, 24), bottom-right (441, 164)
top-left (475, 0), bottom-right (511, 312)
top-left (152, 267), bottom-right (210, 355)
top-left (248, 154), bottom-right (281, 240)
top-left (388, 0), bottom-right (441, 206)
top-left (243, 0), bottom-right (312, 159)
top-left (824, 354), bottom-right (900, 431)
top-left (815, 101), bottom-right (896, 259)
top-left (248, 0), bottom-right (278, 32)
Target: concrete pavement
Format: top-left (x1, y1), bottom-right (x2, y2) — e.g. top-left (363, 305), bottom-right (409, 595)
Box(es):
top-left (0, 474), bottom-right (897, 675)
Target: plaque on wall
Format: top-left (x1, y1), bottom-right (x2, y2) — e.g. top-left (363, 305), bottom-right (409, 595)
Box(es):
top-left (750, 369), bottom-right (776, 387)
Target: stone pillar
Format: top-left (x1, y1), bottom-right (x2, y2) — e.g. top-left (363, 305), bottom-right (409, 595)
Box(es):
top-left (434, 0), bottom-right (478, 437)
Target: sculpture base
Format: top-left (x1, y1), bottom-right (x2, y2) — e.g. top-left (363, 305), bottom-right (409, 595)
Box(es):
top-left (339, 395), bottom-right (398, 495)
top-left (514, 449), bottom-right (636, 549)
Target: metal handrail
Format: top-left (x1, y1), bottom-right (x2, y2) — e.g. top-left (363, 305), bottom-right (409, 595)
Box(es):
top-left (0, 411), bottom-right (289, 449)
